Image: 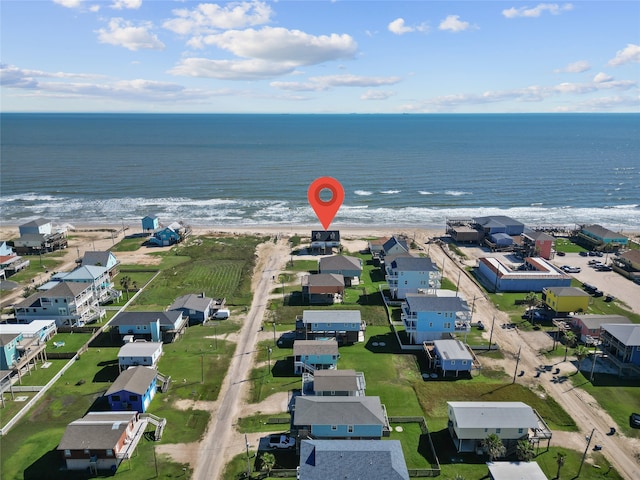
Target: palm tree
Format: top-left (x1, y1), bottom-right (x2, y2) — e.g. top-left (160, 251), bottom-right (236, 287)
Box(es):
top-left (119, 275), bottom-right (132, 301)
top-left (563, 330), bottom-right (576, 361)
top-left (516, 439), bottom-right (535, 462)
top-left (555, 452), bottom-right (566, 479)
top-left (259, 452), bottom-right (275, 473)
top-left (482, 433), bottom-right (506, 462)
top-left (574, 345), bottom-right (589, 373)
top-left (525, 291), bottom-right (538, 324)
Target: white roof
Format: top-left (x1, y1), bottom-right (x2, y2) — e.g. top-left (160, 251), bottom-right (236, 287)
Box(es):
top-left (0, 320), bottom-right (56, 335)
top-left (448, 402), bottom-right (538, 429)
top-left (487, 462), bottom-right (548, 480)
top-left (302, 310), bottom-right (362, 324)
top-left (433, 339), bottom-right (473, 362)
top-left (118, 342), bottom-right (163, 357)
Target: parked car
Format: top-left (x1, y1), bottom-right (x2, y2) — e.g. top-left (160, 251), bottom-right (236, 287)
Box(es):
top-left (268, 434), bottom-right (296, 449)
top-left (596, 265), bottom-right (612, 272)
top-left (579, 251), bottom-right (588, 257)
top-left (562, 266), bottom-right (581, 273)
top-left (556, 251), bottom-right (566, 256)
top-left (212, 308), bottom-right (230, 319)
top-left (631, 413), bottom-right (640, 428)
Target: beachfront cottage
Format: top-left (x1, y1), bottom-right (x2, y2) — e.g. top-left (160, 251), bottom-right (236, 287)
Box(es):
top-left (51, 265), bottom-right (118, 304)
top-left (81, 251), bottom-right (119, 277)
top-left (401, 293), bottom-right (470, 344)
top-left (367, 237), bottom-right (390, 255)
top-left (474, 216), bottom-right (525, 236)
top-left (0, 333), bottom-right (22, 370)
top-left (599, 324), bottom-right (640, 376)
top-left (19, 218), bottom-right (52, 236)
top-left (301, 273), bottom-right (345, 305)
top-left (57, 411), bottom-right (146, 473)
top-left (149, 222), bottom-right (185, 246)
top-left (117, 342), bottom-right (163, 371)
top-left (521, 229), bottom-right (556, 260)
top-left (110, 311), bottom-right (187, 343)
top-left (298, 439), bottom-right (410, 480)
top-left (612, 250), bottom-right (640, 281)
top-left (141, 214), bottom-right (159, 232)
top-left (303, 369), bottom-right (366, 397)
top-left (424, 339), bottom-right (475, 377)
top-left (293, 396), bottom-right (390, 440)
top-left (575, 224), bottom-right (628, 251)
top-left (14, 281), bottom-right (101, 327)
top-left (542, 286), bottom-right (590, 315)
top-left (447, 401), bottom-right (551, 454)
top-left (381, 236), bottom-right (409, 257)
top-left (0, 320), bottom-right (57, 344)
top-left (385, 255), bottom-right (441, 299)
top-left (296, 310), bottom-right (365, 344)
top-left (168, 293), bottom-right (224, 324)
top-left (476, 257), bottom-right (571, 292)
top-left (0, 252), bottom-right (29, 279)
top-left (318, 255), bottom-right (362, 287)
top-left (570, 314), bottom-right (631, 344)
top-left (106, 366), bottom-right (157, 413)
top-left (293, 339), bottom-right (339, 375)
top-left (310, 230), bottom-right (341, 254)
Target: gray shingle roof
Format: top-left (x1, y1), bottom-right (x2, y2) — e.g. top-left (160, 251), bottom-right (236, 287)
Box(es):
top-left (294, 396), bottom-right (386, 427)
top-left (294, 339), bottom-right (339, 356)
top-left (110, 311), bottom-right (182, 328)
top-left (313, 369), bottom-right (358, 392)
top-left (105, 366), bottom-right (157, 396)
top-left (168, 294), bottom-right (213, 312)
top-left (390, 256), bottom-right (437, 271)
top-left (602, 324), bottom-right (640, 346)
top-left (572, 314), bottom-right (631, 330)
top-left (303, 273), bottom-right (345, 287)
top-left (16, 281), bottom-right (91, 308)
top-left (57, 412), bottom-right (137, 450)
top-left (299, 440), bottom-right (409, 480)
top-left (81, 251), bottom-right (116, 267)
top-left (405, 294), bottom-right (469, 313)
top-left (302, 310), bottom-right (362, 325)
top-left (382, 236), bottom-right (409, 253)
top-left (448, 402), bottom-right (538, 429)
top-left (319, 255), bottom-right (362, 272)
top-left (582, 224), bottom-right (627, 240)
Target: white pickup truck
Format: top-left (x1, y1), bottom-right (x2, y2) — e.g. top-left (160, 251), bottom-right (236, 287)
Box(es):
top-left (268, 434), bottom-right (295, 449)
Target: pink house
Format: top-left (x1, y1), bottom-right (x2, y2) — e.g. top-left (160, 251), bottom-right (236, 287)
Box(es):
top-left (521, 230), bottom-right (555, 260)
top-left (571, 314), bottom-right (631, 343)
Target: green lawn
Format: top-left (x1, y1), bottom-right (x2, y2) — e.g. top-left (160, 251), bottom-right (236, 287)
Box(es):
top-left (9, 359), bottom-right (69, 388)
top-left (555, 238), bottom-right (588, 253)
top-left (110, 235), bottom-right (148, 252)
top-left (236, 413), bottom-right (291, 433)
top-left (46, 332), bottom-right (92, 353)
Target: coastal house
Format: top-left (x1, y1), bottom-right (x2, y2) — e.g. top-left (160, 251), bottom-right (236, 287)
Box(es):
top-left (57, 411), bottom-right (146, 472)
top-left (318, 255), bottom-right (362, 287)
top-left (487, 462), bottom-right (548, 480)
top-left (476, 256), bottom-right (571, 292)
top-left (117, 342), bottom-right (163, 371)
top-left (19, 218), bottom-right (52, 236)
top-left (109, 311), bottom-right (187, 343)
top-left (521, 229), bottom-right (555, 260)
top-left (168, 293), bottom-right (224, 324)
top-left (570, 314), bottom-right (631, 344)
top-left (298, 439), bottom-right (410, 480)
top-left (81, 251), bottom-right (119, 277)
top-left (0, 333), bottom-right (22, 370)
top-left (296, 310), bottom-right (365, 344)
top-left (293, 339), bottom-right (339, 375)
top-left (14, 281), bottom-right (101, 327)
top-left (0, 241), bottom-right (14, 256)
top-left (293, 396), bottom-right (390, 440)
top-left (51, 265), bottom-right (118, 304)
top-left (0, 319), bottom-right (57, 343)
top-left (106, 366), bottom-right (157, 413)
top-left (149, 222), bottom-right (186, 247)
top-left (542, 286), bottom-right (590, 315)
top-left (447, 401), bottom-right (551, 454)
top-left (474, 216), bottom-right (525, 236)
top-left (401, 293), bottom-right (471, 344)
top-left (0, 252), bottom-right (29, 279)
top-left (424, 339), bottom-right (475, 377)
top-left (303, 369), bottom-right (366, 397)
top-left (599, 324), bottom-right (640, 376)
top-left (0, 329), bottom-right (48, 378)
top-left (385, 255), bottom-right (441, 299)
top-left (301, 273), bottom-right (345, 305)
top-left (12, 231), bottom-right (68, 255)
top-left (575, 224), bottom-right (628, 251)
top-left (310, 230), bottom-right (341, 255)
top-left (612, 250), bottom-right (640, 281)
top-left (446, 219), bottom-right (483, 244)
top-left (382, 236), bottom-right (410, 257)
top-left (141, 214), bottom-right (159, 233)
top-left (368, 237), bottom-right (390, 256)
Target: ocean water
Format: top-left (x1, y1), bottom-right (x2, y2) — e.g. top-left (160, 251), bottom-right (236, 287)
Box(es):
top-left (1, 113), bottom-right (639, 230)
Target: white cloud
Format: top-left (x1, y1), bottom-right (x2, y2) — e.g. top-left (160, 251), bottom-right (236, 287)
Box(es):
top-left (502, 3), bottom-right (573, 18)
top-left (388, 18), bottom-right (413, 35)
top-left (196, 27), bottom-right (357, 65)
top-left (169, 58), bottom-right (297, 80)
top-left (163, 1), bottom-right (272, 36)
top-left (97, 18), bottom-right (165, 51)
top-left (53, 0), bottom-right (84, 8)
top-left (0, 64), bottom-right (104, 88)
top-left (361, 90), bottom-right (396, 100)
top-left (271, 74), bottom-right (401, 92)
top-left (438, 15), bottom-right (473, 33)
top-left (608, 43), bottom-right (640, 66)
top-left (111, 0), bottom-right (142, 10)
top-left (593, 72), bottom-right (613, 83)
top-left (554, 60), bottom-right (590, 73)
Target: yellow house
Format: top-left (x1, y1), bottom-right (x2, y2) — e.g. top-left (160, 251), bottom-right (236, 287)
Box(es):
top-left (543, 286), bottom-right (590, 313)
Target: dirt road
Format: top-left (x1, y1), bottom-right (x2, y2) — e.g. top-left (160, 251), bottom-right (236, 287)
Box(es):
top-left (191, 238), bottom-right (290, 480)
top-left (422, 236), bottom-right (640, 479)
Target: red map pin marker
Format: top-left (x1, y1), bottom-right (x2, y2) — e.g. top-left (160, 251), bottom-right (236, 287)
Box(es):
top-left (307, 177), bottom-right (344, 230)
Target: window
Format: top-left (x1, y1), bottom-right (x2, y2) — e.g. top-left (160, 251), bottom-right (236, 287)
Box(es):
top-left (84, 449), bottom-right (90, 455)
top-left (462, 360), bottom-right (468, 365)
top-left (429, 322), bottom-right (433, 328)
top-left (106, 449), bottom-right (114, 457)
top-left (484, 428), bottom-right (488, 433)
top-left (112, 395), bottom-right (121, 402)
top-left (444, 322), bottom-right (451, 329)
top-left (496, 428), bottom-right (501, 434)
top-left (451, 360), bottom-right (455, 365)
top-left (129, 395), bottom-right (139, 401)
top-left (347, 425), bottom-right (354, 433)
top-left (331, 425), bottom-right (338, 431)
top-left (518, 428), bottom-right (524, 434)
top-left (64, 449), bottom-right (71, 457)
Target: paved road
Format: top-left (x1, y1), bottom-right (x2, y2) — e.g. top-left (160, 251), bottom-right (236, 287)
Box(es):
top-left (192, 239), bottom-right (289, 480)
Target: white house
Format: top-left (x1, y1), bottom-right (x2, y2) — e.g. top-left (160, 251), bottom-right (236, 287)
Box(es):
top-left (117, 342), bottom-right (163, 371)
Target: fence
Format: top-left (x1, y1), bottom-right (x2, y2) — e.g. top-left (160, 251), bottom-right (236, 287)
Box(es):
top-left (388, 416), bottom-right (441, 477)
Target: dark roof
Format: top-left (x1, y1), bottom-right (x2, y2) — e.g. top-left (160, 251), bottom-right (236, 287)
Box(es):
top-left (581, 224), bottom-right (627, 240)
top-left (81, 251), bottom-right (116, 267)
top-left (572, 314), bottom-right (631, 329)
top-left (105, 366), bottom-right (156, 396)
top-left (20, 218), bottom-right (50, 228)
top-left (294, 396), bottom-right (386, 427)
top-left (390, 256), bottom-right (437, 272)
top-left (522, 228), bottom-right (555, 242)
top-left (319, 255), bottom-right (362, 272)
top-left (168, 294), bottom-right (213, 312)
top-left (0, 333), bottom-right (21, 346)
top-left (299, 439), bottom-right (409, 480)
top-left (382, 236), bottom-right (409, 254)
top-left (474, 215), bottom-right (524, 228)
top-left (302, 273), bottom-right (345, 288)
top-left (110, 311), bottom-right (182, 328)
top-left (16, 281), bottom-right (91, 308)
top-left (620, 250), bottom-right (640, 263)
top-left (311, 230), bottom-right (341, 242)
top-left (405, 294), bottom-right (469, 313)
top-left (57, 412), bottom-right (137, 450)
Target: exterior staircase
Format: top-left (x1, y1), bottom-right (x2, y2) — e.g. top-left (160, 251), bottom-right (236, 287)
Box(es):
top-left (156, 372), bottom-right (171, 393)
top-left (140, 413), bottom-right (167, 440)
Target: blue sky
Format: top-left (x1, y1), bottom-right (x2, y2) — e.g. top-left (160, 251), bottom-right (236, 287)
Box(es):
top-left (1, 0), bottom-right (639, 113)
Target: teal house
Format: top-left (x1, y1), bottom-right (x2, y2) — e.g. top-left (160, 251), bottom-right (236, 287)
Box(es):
top-left (142, 214), bottom-right (159, 232)
top-left (293, 339), bottom-right (339, 375)
top-left (0, 333), bottom-right (22, 370)
top-left (577, 224), bottom-right (628, 250)
top-left (106, 366), bottom-right (157, 413)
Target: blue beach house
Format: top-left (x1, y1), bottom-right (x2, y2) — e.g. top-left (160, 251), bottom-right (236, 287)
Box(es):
top-left (106, 366), bottom-right (157, 413)
top-left (427, 339), bottom-right (474, 377)
top-left (149, 222), bottom-right (184, 247)
top-left (110, 311), bottom-right (187, 343)
top-left (141, 214), bottom-right (159, 232)
top-left (386, 256), bottom-right (441, 299)
top-left (600, 324), bottom-right (640, 376)
top-left (297, 310), bottom-right (365, 343)
top-left (382, 236), bottom-right (409, 257)
top-left (577, 224), bottom-right (628, 250)
top-left (0, 333), bottom-right (23, 370)
top-left (293, 396), bottom-right (390, 439)
top-left (294, 339), bottom-right (339, 375)
top-left (402, 293), bottom-right (471, 344)
top-left (168, 293), bottom-right (217, 324)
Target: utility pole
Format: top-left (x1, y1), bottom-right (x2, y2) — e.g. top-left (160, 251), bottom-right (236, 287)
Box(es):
top-left (455, 271), bottom-right (461, 295)
top-left (577, 428), bottom-right (596, 477)
top-left (267, 347), bottom-right (272, 372)
top-left (273, 321), bottom-right (277, 346)
top-left (488, 315), bottom-right (495, 350)
top-left (512, 345), bottom-right (522, 383)
top-left (201, 354), bottom-right (204, 384)
top-left (245, 434), bottom-right (252, 476)
top-left (589, 344), bottom-right (598, 382)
